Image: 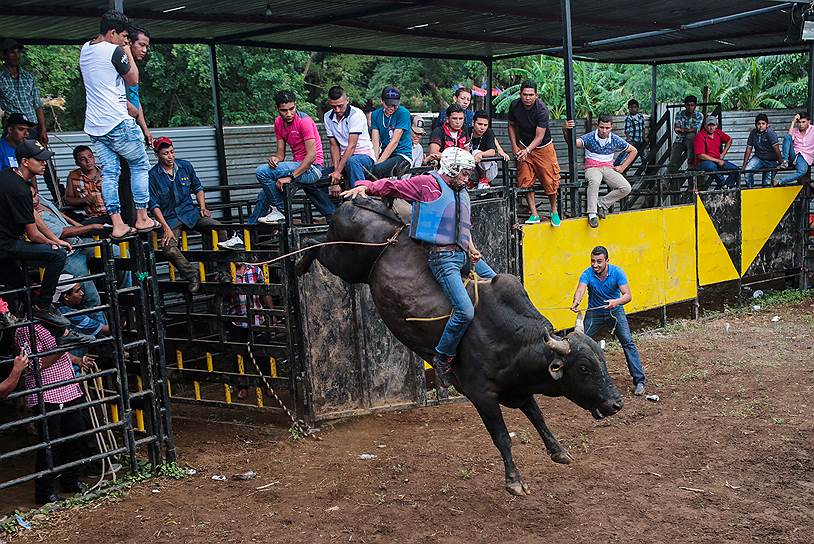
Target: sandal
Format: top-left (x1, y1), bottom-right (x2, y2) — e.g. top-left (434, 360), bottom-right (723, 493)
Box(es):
top-left (110, 227), bottom-right (137, 241)
top-left (136, 219), bottom-right (161, 233)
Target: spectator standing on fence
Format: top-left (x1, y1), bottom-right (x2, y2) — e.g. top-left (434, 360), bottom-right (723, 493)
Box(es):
top-left (249, 90), bottom-right (336, 225)
top-left (0, 140), bottom-right (70, 327)
top-left (741, 113), bottom-right (782, 188)
top-left (64, 145), bottom-right (109, 225)
top-left (15, 323), bottom-right (90, 504)
top-left (778, 112), bottom-right (814, 186)
top-left (0, 39), bottom-right (48, 146)
top-left (694, 116), bottom-right (739, 189)
top-left (614, 99), bottom-right (646, 167)
top-left (469, 110), bottom-right (509, 189)
top-left (570, 246), bottom-right (646, 396)
top-left (370, 86), bottom-right (413, 179)
top-left (507, 80), bottom-right (561, 226)
top-left (564, 116), bottom-right (637, 228)
top-left (0, 112), bottom-right (35, 169)
top-left (434, 86), bottom-right (475, 132)
top-left (324, 86), bottom-right (375, 196)
top-left (668, 95), bottom-right (703, 172)
top-left (426, 104), bottom-right (471, 163)
top-left (126, 26), bottom-right (152, 148)
top-left (79, 10), bottom-right (155, 240)
top-left (149, 137), bottom-right (237, 293)
top-left (408, 116), bottom-right (426, 171)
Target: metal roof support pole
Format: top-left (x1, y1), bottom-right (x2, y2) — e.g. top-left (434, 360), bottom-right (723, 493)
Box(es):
top-left (561, 0), bottom-right (579, 216)
top-left (649, 63), bottom-right (657, 170)
top-left (808, 43), bottom-right (814, 118)
top-left (109, 0), bottom-right (124, 11)
top-left (208, 43), bottom-right (231, 217)
top-left (485, 57), bottom-right (494, 123)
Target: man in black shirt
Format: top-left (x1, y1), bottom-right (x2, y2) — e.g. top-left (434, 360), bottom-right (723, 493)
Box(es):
top-left (469, 110), bottom-right (510, 189)
top-left (0, 140), bottom-right (71, 327)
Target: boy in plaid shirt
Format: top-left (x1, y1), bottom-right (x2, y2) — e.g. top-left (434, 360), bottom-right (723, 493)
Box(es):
top-left (615, 99), bottom-right (646, 167)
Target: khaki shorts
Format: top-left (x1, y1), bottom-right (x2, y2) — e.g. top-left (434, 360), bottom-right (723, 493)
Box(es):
top-left (516, 144), bottom-right (561, 195)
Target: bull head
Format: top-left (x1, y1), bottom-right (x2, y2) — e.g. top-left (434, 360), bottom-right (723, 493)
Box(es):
top-left (542, 328), bottom-right (570, 356)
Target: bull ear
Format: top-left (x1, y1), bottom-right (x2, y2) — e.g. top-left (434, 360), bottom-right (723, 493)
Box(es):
top-left (575, 311), bottom-right (585, 335)
top-left (549, 359), bottom-right (564, 381)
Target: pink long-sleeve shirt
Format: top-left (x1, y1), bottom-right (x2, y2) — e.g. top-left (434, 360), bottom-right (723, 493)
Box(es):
top-left (791, 127), bottom-right (814, 165)
top-left (358, 174), bottom-right (443, 203)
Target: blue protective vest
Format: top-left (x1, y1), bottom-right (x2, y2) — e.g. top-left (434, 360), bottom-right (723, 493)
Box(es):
top-left (409, 172), bottom-right (472, 250)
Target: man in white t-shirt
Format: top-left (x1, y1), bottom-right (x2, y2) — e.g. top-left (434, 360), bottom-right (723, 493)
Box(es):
top-left (323, 86), bottom-right (375, 197)
top-left (79, 10), bottom-right (155, 240)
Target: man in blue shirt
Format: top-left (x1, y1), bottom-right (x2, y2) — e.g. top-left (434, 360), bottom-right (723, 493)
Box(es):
top-left (0, 112), bottom-right (35, 168)
top-left (570, 246), bottom-right (646, 395)
top-left (370, 86), bottom-right (412, 178)
top-left (148, 137), bottom-right (237, 293)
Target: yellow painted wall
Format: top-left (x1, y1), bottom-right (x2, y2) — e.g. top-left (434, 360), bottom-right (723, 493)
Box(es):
top-left (522, 206), bottom-right (697, 331)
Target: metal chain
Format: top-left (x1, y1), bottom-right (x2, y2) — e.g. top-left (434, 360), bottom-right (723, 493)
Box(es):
top-left (245, 343), bottom-right (317, 439)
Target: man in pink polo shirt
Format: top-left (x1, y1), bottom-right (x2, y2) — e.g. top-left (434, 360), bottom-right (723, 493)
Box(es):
top-left (778, 112), bottom-right (814, 186)
top-left (249, 90), bottom-right (336, 224)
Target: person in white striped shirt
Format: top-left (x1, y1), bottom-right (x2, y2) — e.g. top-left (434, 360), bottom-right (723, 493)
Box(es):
top-left (564, 115), bottom-right (638, 228)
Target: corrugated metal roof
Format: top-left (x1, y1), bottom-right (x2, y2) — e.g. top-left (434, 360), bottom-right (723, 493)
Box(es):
top-left (0, 1), bottom-right (808, 63)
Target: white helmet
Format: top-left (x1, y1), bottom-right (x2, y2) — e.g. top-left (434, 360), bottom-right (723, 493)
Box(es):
top-left (439, 147), bottom-right (476, 177)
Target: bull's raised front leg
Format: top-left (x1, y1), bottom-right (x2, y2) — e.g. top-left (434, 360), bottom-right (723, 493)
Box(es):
top-left (519, 396), bottom-right (574, 464)
top-left (472, 397), bottom-right (529, 496)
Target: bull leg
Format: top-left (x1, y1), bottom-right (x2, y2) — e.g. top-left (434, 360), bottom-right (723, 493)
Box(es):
top-left (472, 398), bottom-right (530, 496)
top-left (293, 239), bottom-right (320, 276)
top-left (519, 396), bottom-right (574, 464)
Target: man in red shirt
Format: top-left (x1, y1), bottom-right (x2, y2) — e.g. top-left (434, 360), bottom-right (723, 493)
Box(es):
top-left (694, 115), bottom-right (739, 188)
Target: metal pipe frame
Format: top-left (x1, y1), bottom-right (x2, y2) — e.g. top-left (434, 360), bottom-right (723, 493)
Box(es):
top-left (561, 0), bottom-right (579, 217)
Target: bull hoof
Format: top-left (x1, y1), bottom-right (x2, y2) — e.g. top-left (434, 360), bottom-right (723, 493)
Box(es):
top-left (505, 481), bottom-right (531, 496)
top-left (550, 451), bottom-right (574, 464)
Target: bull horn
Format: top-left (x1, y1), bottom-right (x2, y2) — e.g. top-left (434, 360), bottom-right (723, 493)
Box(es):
top-left (542, 328), bottom-right (571, 356)
top-left (575, 311), bottom-right (585, 334)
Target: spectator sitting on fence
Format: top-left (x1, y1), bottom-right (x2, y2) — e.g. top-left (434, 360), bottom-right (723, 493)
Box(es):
top-left (1, 112), bottom-right (36, 168)
top-left (248, 90), bottom-right (336, 226)
top-left (31, 182), bottom-right (131, 306)
top-left (507, 79), bottom-right (561, 226)
top-left (741, 113), bottom-right (782, 188)
top-left (433, 86), bottom-right (474, 132)
top-left (694, 115), bottom-right (739, 189)
top-left (323, 85), bottom-right (376, 197)
top-left (426, 104), bottom-right (470, 164)
top-left (564, 116), bottom-right (637, 228)
top-left (223, 262), bottom-right (275, 400)
top-left (79, 10), bottom-right (156, 240)
top-left (370, 86), bottom-right (413, 179)
top-left (149, 137), bottom-right (237, 293)
top-left (668, 95), bottom-right (703, 173)
top-left (126, 25), bottom-right (152, 148)
top-left (0, 140), bottom-right (70, 327)
top-left (64, 145), bottom-right (110, 225)
top-left (0, 39), bottom-right (48, 145)
top-left (408, 116), bottom-right (426, 172)
top-left (15, 322), bottom-right (94, 504)
top-left (0, 350), bottom-right (27, 399)
top-left (778, 112), bottom-right (814, 186)
top-left (614, 99), bottom-right (647, 167)
top-left (54, 274), bottom-right (109, 338)
top-left (469, 110), bottom-right (510, 190)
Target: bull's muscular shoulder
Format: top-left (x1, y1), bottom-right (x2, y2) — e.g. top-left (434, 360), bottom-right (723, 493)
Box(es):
top-left (485, 273), bottom-right (547, 322)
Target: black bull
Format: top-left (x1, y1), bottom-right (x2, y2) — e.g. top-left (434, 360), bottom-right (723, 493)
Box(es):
top-left (296, 198), bottom-right (623, 495)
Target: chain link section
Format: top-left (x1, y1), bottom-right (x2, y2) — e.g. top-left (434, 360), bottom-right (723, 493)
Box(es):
top-left (245, 343), bottom-right (317, 439)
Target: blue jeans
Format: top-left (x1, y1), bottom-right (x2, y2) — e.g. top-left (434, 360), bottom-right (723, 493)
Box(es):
top-left (89, 119), bottom-right (150, 215)
top-left (371, 155), bottom-right (410, 179)
top-left (698, 159), bottom-right (739, 188)
top-left (584, 307), bottom-right (645, 385)
top-left (0, 239), bottom-right (66, 307)
top-left (778, 134), bottom-right (810, 185)
top-left (249, 162), bottom-right (336, 223)
top-left (324, 154), bottom-right (375, 187)
top-left (744, 156), bottom-right (779, 187)
top-left (428, 249), bottom-right (496, 357)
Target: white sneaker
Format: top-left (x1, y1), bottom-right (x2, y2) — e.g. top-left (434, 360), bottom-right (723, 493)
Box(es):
top-left (258, 208), bottom-right (285, 224)
top-left (218, 234), bottom-right (245, 251)
top-left (478, 181), bottom-right (491, 190)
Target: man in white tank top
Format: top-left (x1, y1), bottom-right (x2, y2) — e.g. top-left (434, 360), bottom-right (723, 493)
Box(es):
top-left (79, 10), bottom-right (156, 240)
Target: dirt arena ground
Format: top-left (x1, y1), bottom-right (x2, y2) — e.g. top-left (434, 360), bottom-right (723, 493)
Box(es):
top-left (6, 300), bottom-right (814, 543)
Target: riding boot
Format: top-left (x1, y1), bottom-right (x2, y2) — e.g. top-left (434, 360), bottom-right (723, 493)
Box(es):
top-left (432, 353), bottom-right (455, 388)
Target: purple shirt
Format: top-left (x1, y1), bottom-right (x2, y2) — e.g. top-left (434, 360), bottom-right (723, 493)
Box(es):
top-left (358, 174), bottom-right (442, 203)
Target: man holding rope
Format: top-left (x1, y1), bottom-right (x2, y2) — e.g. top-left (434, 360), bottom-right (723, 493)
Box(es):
top-left (570, 245), bottom-right (646, 395)
top-left (342, 147), bottom-right (495, 387)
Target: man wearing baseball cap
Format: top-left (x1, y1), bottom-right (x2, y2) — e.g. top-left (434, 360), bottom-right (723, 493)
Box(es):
top-left (408, 116), bottom-right (426, 171)
top-left (694, 115), bottom-right (739, 188)
top-left (1, 112), bottom-right (36, 168)
top-left (0, 139), bottom-right (71, 327)
top-left (370, 86), bottom-right (413, 178)
top-left (0, 39), bottom-right (48, 146)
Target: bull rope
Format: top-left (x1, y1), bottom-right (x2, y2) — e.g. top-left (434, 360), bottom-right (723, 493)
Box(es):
top-left (405, 272), bottom-right (483, 322)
